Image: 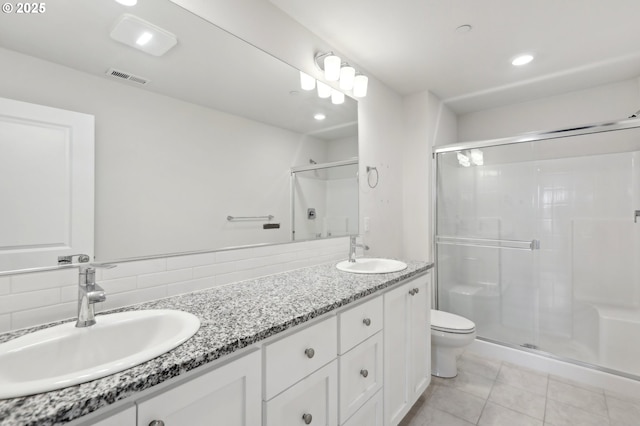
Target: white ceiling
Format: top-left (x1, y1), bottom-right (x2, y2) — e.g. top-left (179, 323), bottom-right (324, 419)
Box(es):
top-left (269, 0), bottom-right (640, 114)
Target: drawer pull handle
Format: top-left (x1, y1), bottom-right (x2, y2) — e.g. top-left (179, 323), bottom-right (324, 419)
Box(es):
top-left (363, 318), bottom-right (371, 326)
top-left (302, 413), bottom-right (313, 424)
top-left (304, 348), bottom-right (315, 359)
top-left (360, 369), bottom-right (369, 378)
top-left (149, 421), bottom-right (165, 426)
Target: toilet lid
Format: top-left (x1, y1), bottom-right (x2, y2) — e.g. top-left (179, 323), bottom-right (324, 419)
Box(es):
top-left (431, 309), bottom-right (476, 334)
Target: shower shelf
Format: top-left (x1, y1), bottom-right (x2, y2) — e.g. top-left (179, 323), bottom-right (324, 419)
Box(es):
top-left (436, 236), bottom-right (540, 251)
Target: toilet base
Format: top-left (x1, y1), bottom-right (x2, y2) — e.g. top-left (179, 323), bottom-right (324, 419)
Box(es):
top-left (431, 345), bottom-right (458, 378)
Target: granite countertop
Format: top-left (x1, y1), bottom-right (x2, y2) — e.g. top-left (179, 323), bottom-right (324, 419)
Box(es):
top-left (0, 259), bottom-right (433, 426)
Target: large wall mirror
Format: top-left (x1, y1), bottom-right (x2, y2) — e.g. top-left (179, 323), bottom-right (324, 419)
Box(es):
top-left (0, 0), bottom-right (358, 270)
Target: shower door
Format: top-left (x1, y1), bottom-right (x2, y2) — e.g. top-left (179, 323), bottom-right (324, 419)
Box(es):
top-left (435, 122), bottom-right (640, 377)
top-left (435, 142), bottom-right (542, 348)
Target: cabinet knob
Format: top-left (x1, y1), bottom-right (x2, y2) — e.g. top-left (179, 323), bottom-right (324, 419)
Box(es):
top-left (302, 413), bottom-right (313, 424)
top-left (409, 289), bottom-right (415, 296)
top-left (362, 318), bottom-right (371, 326)
top-left (414, 287), bottom-right (420, 294)
top-left (304, 348), bottom-right (315, 359)
top-left (149, 421), bottom-right (165, 426)
top-left (360, 369), bottom-right (369, 378)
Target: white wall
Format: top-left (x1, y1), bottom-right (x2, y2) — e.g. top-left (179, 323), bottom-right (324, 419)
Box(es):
top-left (457, 77), bottom-right (640, 142)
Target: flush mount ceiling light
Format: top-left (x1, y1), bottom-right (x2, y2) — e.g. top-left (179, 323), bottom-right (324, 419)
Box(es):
top-left (299, 71), bottom-right (316, 91)
top-left (110, 14), bottom-right (177, 56)
top-left (512, 54), bottom-right (534, 66)
top-left (312, 51), bottom-right (369, 98)
top-left (331, 89), bottom-right (345, 105)
top-left (314, 113), bottom-right (326, 121)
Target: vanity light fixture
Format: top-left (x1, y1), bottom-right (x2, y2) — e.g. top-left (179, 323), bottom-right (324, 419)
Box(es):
top-left (314, 51), bottom-right (369, 98)
top-left (331, 89), bottom-right (345, 105)
top-left (512, 54), bottom-right (534, 66)
top-left (299, 71), bottom-right (316, 91)
top-left (317, 81), bottom-right (331, 99)
top-left (110, 14), bottom-right (178, 57)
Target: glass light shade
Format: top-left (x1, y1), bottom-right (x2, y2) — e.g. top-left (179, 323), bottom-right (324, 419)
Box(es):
top-left (324, 55), bottom-right (341, 81)
top-left (299, 71), bottom-right (316, 91)
top-left (317, 81), bottom-right (331, 98)
top-left (339, 66), bottom-right (355, 90)
top-left (331, 89), bottom-right (345, 105)
top-left (353, 74), bottom-right (368, 97)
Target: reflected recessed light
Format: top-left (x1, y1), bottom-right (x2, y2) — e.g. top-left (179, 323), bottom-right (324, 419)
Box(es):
top-left (314, 113), bottom-right (326, 121)
top-left (110, 14), bottom-right (178, 57)
top-left (115, 0), bottom-right (137, 6)
top-left (136, 32), bottom-right (153, 46)
top-left (512, 54), bottom-right (534, 66)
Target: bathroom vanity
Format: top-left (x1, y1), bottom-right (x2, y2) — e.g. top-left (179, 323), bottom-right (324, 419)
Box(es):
top-left (0, 260), bottom-right (433, 426)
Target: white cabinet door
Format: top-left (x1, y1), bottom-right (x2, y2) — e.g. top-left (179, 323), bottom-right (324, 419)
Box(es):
top-left (339, 332), bottom-right (383, 423)
top-left (0, 97), bottom-right (94, 271)
top-left (88, 406), bottom-right (136, 426)
top-left (383, 273), bottom-right (430, 426)
top-left (264, 360), bottom-right (338, 426)
top-left (342, 390), bottom-right (383, 426)
top-left (137, 350), bottom-right (261, 426)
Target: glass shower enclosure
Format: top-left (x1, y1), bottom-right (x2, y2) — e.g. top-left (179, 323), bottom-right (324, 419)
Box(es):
top-left (434, 119), bottom-right (640, 379)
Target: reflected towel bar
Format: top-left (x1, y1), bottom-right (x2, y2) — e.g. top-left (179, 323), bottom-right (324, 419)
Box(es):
top-left (227, 215), bottom-right (274, 221)
top-left (436, 236), bottom-right (540, 251)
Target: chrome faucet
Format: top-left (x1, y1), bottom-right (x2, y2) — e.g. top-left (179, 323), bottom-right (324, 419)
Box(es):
top-left (76, 264), bottom-right (115, 328)
top-left (348, 235), bottom-right (369, 263)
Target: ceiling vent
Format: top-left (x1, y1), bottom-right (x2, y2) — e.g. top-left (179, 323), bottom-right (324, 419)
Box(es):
top-left (105, 68), bottom-right (150, 85)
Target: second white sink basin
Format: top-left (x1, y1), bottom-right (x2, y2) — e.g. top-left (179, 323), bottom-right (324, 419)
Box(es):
top-left (0, 309), bottom-right (200, 399)
top-left (336, 258), bottom-right (408, 274)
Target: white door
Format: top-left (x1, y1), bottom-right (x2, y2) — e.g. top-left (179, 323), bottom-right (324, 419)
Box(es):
top-left (0, 97), bottom-right (94, 271)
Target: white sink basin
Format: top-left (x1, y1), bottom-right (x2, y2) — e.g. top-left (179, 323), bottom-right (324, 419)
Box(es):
top-left (0, 309), bottom-right (200, 399)
top-left (336, 258), bottom-right (408, 274)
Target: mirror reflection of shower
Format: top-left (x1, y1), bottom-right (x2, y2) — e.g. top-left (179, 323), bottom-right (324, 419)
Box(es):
top-left (291, 159), bottom-right (359, 241)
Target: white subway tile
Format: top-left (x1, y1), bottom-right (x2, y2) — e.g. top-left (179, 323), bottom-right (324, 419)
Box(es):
top-left (193, 261), bottom-right (236, 279)
top-left (167, 276), bottom-right (216, 296)
top-left (97, 287), bottom-right (167, 313)
top-left (0, 289), bottom-right (60, 314)
top-left (99, 258), bottom-right (167, 280)
top-left (11, 302), bottom-right (76, 331)
top-left (166, 252), bottom-right (216, 270)
top-left (0, 314), bottom-right (9, 333)
top-left (137, 269), bottom-right (193, 289)
top-left (216, 270), bottom-right (254, 286)
top-left (216, 247), bottom-right (257, 263)
top-left (0, 277), bottom-right (9, 295)
top-left (99, 277), bottom-right (138, 294)
top-left (60, 285), bottom-right (77, 303)
top-left (10, 269), bottom-right (77, 293)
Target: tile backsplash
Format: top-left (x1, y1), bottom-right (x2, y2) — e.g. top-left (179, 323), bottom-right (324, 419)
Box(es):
top-left (0, 237), bottom-right (351, 333)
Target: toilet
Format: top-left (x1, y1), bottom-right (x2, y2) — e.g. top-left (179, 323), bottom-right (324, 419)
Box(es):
top-left (430, 309), bottom-right (476, 378)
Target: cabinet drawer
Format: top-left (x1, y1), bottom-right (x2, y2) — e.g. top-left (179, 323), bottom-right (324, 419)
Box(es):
top-left (342, 389), bottom-right (383, 426)
top-left (339, 332), bottom-right (383, 423)
top-left (338, 296), bottom-right (382, 354)
top-left (264, 360), bottom-right (338, 426)
top-left (264, 315), bottom-right (337, 399)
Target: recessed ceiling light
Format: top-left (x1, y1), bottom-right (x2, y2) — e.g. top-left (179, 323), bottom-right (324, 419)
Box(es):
top-left (110, 14), bottom-right (177, 57)
top-left (512, 54), bottom-right (534, 66)
top-left (115, 0), bottom-right (137, 6)
top-left (314, 113), bottom-right (326, 121)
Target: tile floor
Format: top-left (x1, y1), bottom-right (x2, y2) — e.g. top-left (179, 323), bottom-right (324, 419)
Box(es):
top-left (399, 351), bottom-right (640, 426)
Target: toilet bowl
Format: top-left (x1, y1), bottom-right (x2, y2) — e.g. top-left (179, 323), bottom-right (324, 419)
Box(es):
top-left (430, 309), bottom-right (476, 378)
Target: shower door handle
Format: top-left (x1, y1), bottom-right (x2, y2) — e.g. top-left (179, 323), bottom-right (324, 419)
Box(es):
top-left (635, 210), bottom-right (640, 223)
